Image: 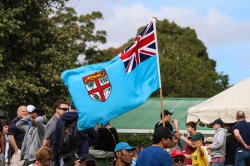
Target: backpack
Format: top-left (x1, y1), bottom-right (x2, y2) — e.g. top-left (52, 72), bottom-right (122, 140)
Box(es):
top-left (59, 120), bottom-right (80, 156)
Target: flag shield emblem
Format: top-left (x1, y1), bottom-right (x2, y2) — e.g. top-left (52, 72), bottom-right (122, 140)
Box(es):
top-left (83, 69), bottom-right (111, 102)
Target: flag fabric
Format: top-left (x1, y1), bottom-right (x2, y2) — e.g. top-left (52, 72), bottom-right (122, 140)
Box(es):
top-left (62, 20), bottom-right (160, 130)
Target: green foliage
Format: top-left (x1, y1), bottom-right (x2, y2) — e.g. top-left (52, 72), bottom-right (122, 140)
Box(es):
top-left (0, 1), bottom-right (106, 118)
top-left (99, 19), bottom-right (229, 97)
top-left (119, 133), bottom-right (152, 148)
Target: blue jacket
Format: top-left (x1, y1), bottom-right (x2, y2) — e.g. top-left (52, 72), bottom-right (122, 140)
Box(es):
top-left (52, 112), bottom-right (97, 165)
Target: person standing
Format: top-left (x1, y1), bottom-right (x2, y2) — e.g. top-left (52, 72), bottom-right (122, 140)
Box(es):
top-left (185, 132), bottom-right (209, 166)
top-left (16, 108), bottom-right (46, 166)
top-left (8, 105), bottom-right (27, 165)
top-left (52, 102), bottom-right (97, 166)
top-left (208, 118), bottom-right (227, 166)
top-left (233, 111), bottom-right (250, 166)
top-left (136, 127), bottom-right (174, 166)
top-left (224, 126), bottom-right (238, 166)
top-left (114, 142), bottom-right (135, 166)
top-left (154, 110), bottom-right (179, 134)
top-left (180, 121), bottom-right (197, 166)
top-left (42, 100), bottom-right (69, 147)
top-left (94, 122), bottom-right (119, 152)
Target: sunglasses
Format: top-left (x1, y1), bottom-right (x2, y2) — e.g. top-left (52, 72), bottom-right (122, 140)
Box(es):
top-left (173, 157), bottom-right (185, 163)
top-left (58, 107), bottom-right (68, 111)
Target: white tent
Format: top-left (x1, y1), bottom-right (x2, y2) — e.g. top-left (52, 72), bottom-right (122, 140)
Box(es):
top-left (187, 77), bottom-right (250, 124)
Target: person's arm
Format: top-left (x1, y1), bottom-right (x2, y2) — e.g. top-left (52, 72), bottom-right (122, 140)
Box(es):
top-left (198, 146), bottom-right (204, 156)
top-left (180, 135), bottom-right (192, 146)
top-left (16, 115), bottom-right (31, 132)
top-left (42, 139), bottom-right (51, 148)
top-left (184, 154), bottom-right (191, 159)
top-left (172, 119), bottom-right (179, 136)
top-left (234, 129), bottom-right (250, 150)
top-left (35, 116), bottom-right (46, 133)
top-left (8, 135), bottom-right (19, 153)
top-left (52, 119), bottom-right (61, 165)
top-left (0, 132), bottom-right (5, 155)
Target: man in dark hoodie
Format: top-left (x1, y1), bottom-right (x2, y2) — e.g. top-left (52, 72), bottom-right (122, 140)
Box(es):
top-left (52, 102), bottom-right (97, 166)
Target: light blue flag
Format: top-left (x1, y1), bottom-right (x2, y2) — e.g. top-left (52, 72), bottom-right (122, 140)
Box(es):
top-left (62, 20), bottom-right (160, 130)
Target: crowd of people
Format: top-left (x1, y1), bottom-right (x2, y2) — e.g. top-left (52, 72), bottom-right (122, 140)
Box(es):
top-left (0, 102), bottom-right (249, 166)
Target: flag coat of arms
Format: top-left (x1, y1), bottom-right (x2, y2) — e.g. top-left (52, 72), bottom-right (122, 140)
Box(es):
top-left (62, 20), bottom-right (161, 130)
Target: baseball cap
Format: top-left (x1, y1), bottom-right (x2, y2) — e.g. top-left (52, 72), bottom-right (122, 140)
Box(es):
top-left (82, 153), bottom-right (96, 162)
top-left (27, 105), bottom-right (35, 113)
top-left (114, 142), bottom-right (135, 152)
top-left (205, 137), bottom-right (213, 144)
top-left (160, 109), bottom-right (173, 117)
top-left (190, 132), bottom-right (204, 141)
top-left (210, 118), bottom-right (224, 126)
top-left (171, 149), bottom-right (185, 157)
top-left (153, 126), bottom-right (174, 139)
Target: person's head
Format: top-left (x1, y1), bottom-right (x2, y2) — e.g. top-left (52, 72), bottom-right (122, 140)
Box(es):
top-left (211, 118), bottom-right (224, 130)
top-left (171, 149), bottom-right (185, 166)
top-left (190, 132), bottom-right (204, 148)
top-left (27, 105), bottom-right (36, 115)
top-left (205, 137), bottom-right (213, 146)
top-left (236, 111), bottom-right (245, 121)
top-left (152, 126), bottom-right (174, 149)
top-left (2, 120), bottom-right (9, 135)
top-left (31, 109), bottom-right (44, 125)
top-left (79, 153), bottom-right (96, 166)
top-left (186, 121), bottom-right (196, 134)
top-left (54, 100), bottom-right (69, 117)
top-left (69, 101), bottom-right (77, 112)
top-left (160, 109), bottom-right (173, 122)
top-left (36, 147), bottom-right (52, 166)
top-left (17, 105), bottom-right (27, 118)
top-left (114, 142), bottom-right (135, 165)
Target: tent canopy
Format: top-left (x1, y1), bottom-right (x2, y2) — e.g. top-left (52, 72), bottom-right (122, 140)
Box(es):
top-left (111, 98), bottom-right (209, 133)
top-left (187, 78), bottom-right (250, 124)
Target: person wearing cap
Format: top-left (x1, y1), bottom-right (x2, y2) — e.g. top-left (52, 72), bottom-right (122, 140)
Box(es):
top-left (185, 132), bottom-right (209, 166)
top-left (8, 105), bottom-right (27, 165)
top-left (16, 108), bottom-right (46, 165)
top-left (76, 153), bottom-right (96, 166)
top-left (114, 142), bottom-right (135, 166)
top-left (136, 126), bottom-right (174, 166)
top-left (208, 118), bottom-right (227, 166)
top-left (27, 105), bottom-right (36, 115)
top-left (171, 149), bottom-right (185, 166)
top-left (154, 109), bottom-right (179, 136)
top-left (233, 111), bottom-right (250, 166)
top-left (42, 100), bottom-right (69, 148)
top-left (180, 121), bottom-right (197, 166)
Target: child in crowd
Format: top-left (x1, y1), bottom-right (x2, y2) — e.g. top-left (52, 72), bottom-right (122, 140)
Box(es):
top-left (2, 121), bottom-right (9, 166)
top-left (171, 149), bottom-right (185, 166)
top-left (185, 132), bottom-right (209, 166)
top-left (34, 147), bottom-right (52, 166)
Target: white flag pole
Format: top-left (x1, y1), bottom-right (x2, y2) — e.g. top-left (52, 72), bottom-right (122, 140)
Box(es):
top-left (152, 17), bottom-right (165, 127)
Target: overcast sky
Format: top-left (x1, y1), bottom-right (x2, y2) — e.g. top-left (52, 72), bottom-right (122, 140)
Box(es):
top-left (67, 0), bottom-right (250, 85)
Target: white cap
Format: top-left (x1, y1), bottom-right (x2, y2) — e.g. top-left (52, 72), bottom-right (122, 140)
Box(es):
top-left (27, 105), bottom-right (35, 113)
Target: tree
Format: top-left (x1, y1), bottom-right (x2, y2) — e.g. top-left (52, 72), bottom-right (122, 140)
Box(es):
top-left (0, 1), bottom-right (106, 118)
top-left (98, 19), bottom-right (229, 97)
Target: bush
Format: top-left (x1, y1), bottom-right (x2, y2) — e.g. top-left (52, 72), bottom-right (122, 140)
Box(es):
top-left (118, 133), bottom-right (152, 148)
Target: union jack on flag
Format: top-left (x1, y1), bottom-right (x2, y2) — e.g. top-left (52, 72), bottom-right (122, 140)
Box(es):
top-left (119, 21), bottom-right (157, 73)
